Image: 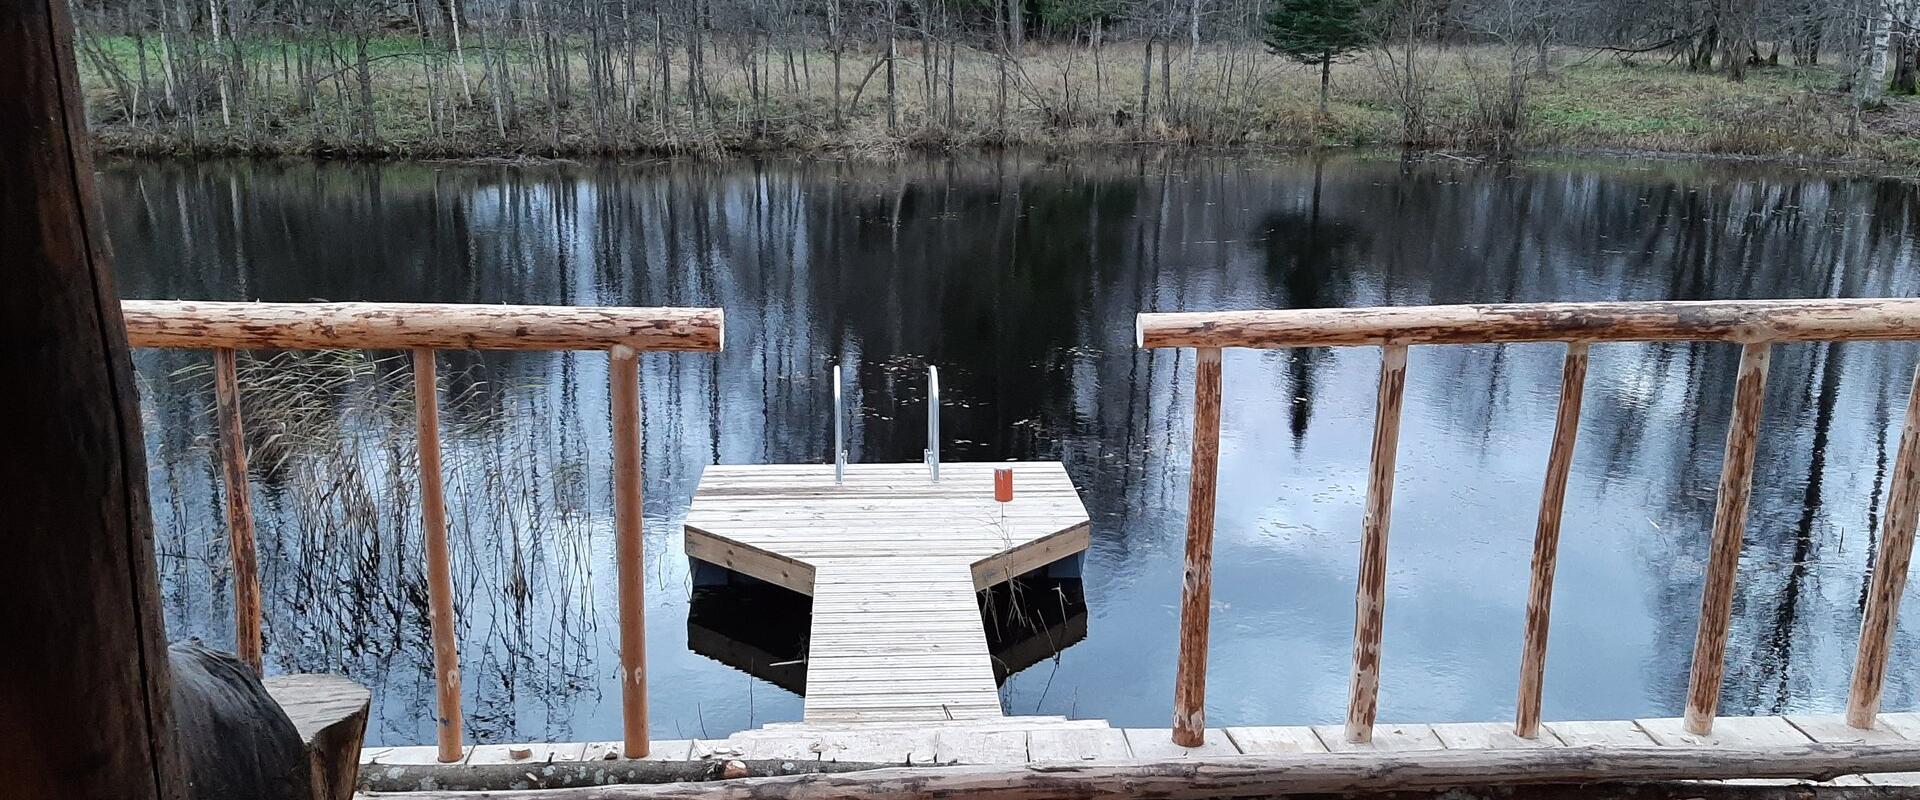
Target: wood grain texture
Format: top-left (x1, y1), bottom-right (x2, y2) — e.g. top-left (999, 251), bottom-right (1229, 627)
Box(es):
top-left (1346, 345), bottom-right (1408, 744)
top-left (1849, 364), bottom-right (1920, 728)
top-left (1137, 298), bottom-right (1920, 350)
top-left (364, 742), bottom-right (1920, 800)
top-left (1174, 347), bottom-right (1224, 747)
top-left (611, 346), bottom-right (651, 757)
top-left (213, 347), bottom-right (264, 674)
top-left (1684, 343), bottom-right (1772, 736)
top-left (1544, 720), bottom-right (1655, 746)
top-left (413, 349), bottom-right (464, 762)
top-left (0, 0), bottom-right (185, 794)
top-left (683, 462), bottom-right (1091, 725)
top-left (803, 565), bottom-right (1002, 724)
top-left (1515, 342), bottom-right (1588, 739)
top-left (122, 300), bottom-right (723, 352)
top-left (264, 674), bottom-right (370, 800)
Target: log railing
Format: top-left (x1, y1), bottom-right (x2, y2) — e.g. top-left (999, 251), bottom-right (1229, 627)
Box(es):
top-left (124, 300), bottom-right (724, 763)
top-left (1136, 299), bottom-right (1920, 748)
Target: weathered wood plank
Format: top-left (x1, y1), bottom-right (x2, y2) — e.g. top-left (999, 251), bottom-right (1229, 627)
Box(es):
top-left (1137, 299), bottom-right (1920, 350)
top-left (363, 745), bottom-right (470, 766)
top-left (1025, 729), bottom-right (1133, 762)
top-left (1224, 727), bottom-right (1328, 754)
top-left (122, 300), bottom-right (724, 352)
top-left (1543, 720), bottom-right (1654, 746)
top-left (576, 740), bottom-right (695, 762)
top-left (1123, 728), bottom-right (1240, 758)
top-left (802, 563), bottom-right (1001, 723)
top-left (1639, 715), bottom-right (1812, 748)
top-left (466, 744), bottom-right (571, 766)
top-left (1433, 722), bottom-right (1562, 750)
top-left (1316, 722), bottom-right (1441, 753)
top-left (931, 729), bottom-right (1031, 764)
top-left (1788, 714), bottom-right (1909, 745)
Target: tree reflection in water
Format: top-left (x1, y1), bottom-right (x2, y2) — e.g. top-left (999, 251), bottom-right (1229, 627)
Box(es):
top-left (105, 152), bottom-right (1920, 746)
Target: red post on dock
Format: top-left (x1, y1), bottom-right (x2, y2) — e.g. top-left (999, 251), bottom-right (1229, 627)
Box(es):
top-left (995, 468), bottom-right (1014, 502)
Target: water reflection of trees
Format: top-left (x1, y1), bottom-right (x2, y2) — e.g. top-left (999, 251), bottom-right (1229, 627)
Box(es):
top-left (103, 152), bottom-right (1920, 741)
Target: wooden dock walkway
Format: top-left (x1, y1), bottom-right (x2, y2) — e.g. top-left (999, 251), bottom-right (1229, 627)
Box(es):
top-left (682, 462), bottom-right (1091, 724)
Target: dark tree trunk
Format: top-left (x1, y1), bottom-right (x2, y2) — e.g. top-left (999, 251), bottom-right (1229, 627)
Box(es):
top-left (1896, 37), bottom-right (1919, 95)
top-left (1139, 37), bottom-right (1153, 123)
top-left (0, 0), bottom-right (185, 797)
top-left (1318, 53), bottom-right (1331, 116)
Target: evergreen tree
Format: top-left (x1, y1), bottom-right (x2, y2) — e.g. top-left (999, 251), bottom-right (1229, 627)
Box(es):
top-left (1263, 0), bottom-right (1371, 115)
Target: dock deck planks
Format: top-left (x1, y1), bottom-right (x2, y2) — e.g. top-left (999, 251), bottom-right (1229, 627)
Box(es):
top-left (363, 713), bottom-right (1920, 789)
top-left (683, 462), bottom-right (1092, 724)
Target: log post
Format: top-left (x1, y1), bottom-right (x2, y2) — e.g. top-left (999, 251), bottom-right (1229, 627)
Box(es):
top-left (1684, 342), bottom-right (1771, 735)
top-left (413, 348), bottom-right (464, 763)
top-left (0, 0), bottom-right (185, 792)
top-left (1847, 363), bottom-right (1920, 728)
top-left (1346, 344), bottom-right (1408, 745)
top-left (1172, 347), bottom-right (1222, 747)
top-left (611, 345), bottom-right (651, 758)
top-left (214, 347), bottom-right (264, 674)
top-left (1514, 342), bottom-right (1589, 739)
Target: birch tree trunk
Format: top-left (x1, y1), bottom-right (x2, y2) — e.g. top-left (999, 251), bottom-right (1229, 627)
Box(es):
top-left (1859, 0), bottom-right (1893, 107)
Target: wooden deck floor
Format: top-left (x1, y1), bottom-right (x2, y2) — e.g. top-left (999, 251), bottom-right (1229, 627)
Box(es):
top-left (362, 712), bottom-right (1920, 787)
top-left (682, 462), bottom-right (1092, 724)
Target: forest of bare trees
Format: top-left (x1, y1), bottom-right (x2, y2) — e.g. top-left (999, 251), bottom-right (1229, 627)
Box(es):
top-left (65, 0), bottom-right (1920, 156)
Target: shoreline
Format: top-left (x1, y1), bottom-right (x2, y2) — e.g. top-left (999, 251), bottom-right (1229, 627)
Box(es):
top-left (92, 137), bottom-right (1920, 179)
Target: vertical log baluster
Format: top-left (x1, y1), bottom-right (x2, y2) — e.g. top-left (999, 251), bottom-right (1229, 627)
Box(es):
top-left (1514, 341), bottom-right (1590, 739)
top-left (213, 347), bottom-right (263, 674)
top-left (413, 348), bottom-right (463, 763)
top-left (1346, 344), bottom-right (1409, 745)
top-left (610, 345), bottom-right (651, 757)
top-left (1172, 346), bottom-right (1223, 747)
top-left (1847, 364), bottom-right (1920, 729)
top-left (1684, 342), bottom-right (1771, 736)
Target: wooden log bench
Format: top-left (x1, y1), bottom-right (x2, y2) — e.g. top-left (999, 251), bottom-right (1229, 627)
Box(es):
top-left (265, 674), bottom-right (371, 800)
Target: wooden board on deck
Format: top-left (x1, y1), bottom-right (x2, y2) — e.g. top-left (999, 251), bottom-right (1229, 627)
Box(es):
top-left (1315, 722), bottom-right (1444, 752)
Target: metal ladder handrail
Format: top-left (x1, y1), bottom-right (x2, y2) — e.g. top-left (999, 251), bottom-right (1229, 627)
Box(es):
top-left (833, 364), bottom-right (846, 484)
top-left (831, 363), bottom-right (940, 484)
top-left (924, 365), bottom-right (940, 482)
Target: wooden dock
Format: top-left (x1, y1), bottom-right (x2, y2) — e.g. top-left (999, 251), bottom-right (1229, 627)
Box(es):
top-left (682, 461), bottom-right (1091, 724)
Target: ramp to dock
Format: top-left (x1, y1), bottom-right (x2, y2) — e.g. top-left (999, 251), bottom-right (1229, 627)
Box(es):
top-left (683, 462), bottom-right (1091, 724)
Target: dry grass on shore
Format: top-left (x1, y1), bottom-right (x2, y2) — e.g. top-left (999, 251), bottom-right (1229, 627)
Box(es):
top-left (80, 37), bottom-right (1920, 164)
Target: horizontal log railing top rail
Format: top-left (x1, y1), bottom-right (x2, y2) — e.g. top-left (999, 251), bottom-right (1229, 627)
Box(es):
top-left (1138, 299), bottom-right (1920, 750)
top-left (125, 300), bottom-right (725, 764)
top-left (123, 300), bottom-right (723, 352)
top-left (1136, 298), bottom-right (1920, 349)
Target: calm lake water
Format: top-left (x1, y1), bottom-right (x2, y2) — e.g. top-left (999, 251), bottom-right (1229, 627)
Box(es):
top-left (103, 152), bottom-right (1920, 747)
